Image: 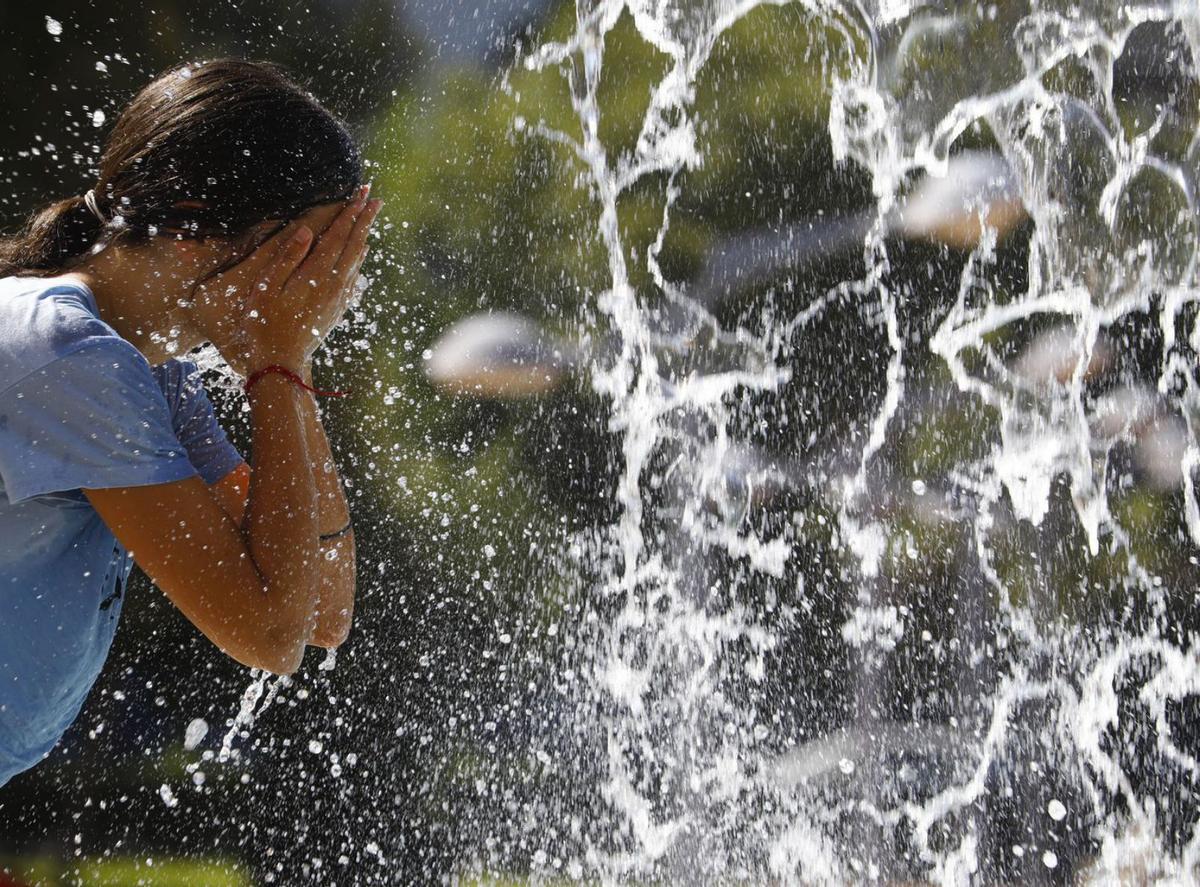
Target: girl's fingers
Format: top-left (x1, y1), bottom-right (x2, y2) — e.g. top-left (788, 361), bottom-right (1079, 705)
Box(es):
top-left (297, 188), bottom-right (370, 280)
top-left (333, 199), bottom-right (381, 282)
top-left (295, 201), bottom-right (345, 239)
top-left (238, 218), bottom-right (313, 278)
top-left (254, 225), bottom-right (314, 296)
top-left (332, 244), bottom-right (370, 317)
top-left (346, 241), bottom-right (371, 293)
top-left (309, 242), bottom-right (370, 346)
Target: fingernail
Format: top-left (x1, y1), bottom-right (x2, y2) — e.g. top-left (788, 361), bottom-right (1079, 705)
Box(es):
top-left (292, 226), bottom-right (312, 245)
top-left (369, 199), bottom-right (383, 212)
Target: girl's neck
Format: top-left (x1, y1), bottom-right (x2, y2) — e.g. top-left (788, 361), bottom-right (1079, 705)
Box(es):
top-left (65, 244), bottom-right (199, 365)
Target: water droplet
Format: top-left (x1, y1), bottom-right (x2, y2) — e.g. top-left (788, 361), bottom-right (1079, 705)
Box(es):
top-left (45, 16), bottom-right (62, 36)
top-left (183, 718), bottom-right (208, 750)
top-left (1042, 850), bottom-right (1058, 869)
top-left (91, 109), bottom-right (105, 128)
top-left (1047, 799), bottom-right (1066, 821)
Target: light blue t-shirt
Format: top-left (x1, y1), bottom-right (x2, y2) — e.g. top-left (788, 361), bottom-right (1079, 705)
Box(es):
top-left (0, 275), bottom-right (243, 786)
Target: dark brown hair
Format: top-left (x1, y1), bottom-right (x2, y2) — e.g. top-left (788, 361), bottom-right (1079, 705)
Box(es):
top-left (0, 58), bottom-right (362, 277)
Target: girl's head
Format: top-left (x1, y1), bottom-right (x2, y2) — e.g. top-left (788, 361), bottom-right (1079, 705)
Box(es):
top-left (0, 58), bottom-right (362, 277)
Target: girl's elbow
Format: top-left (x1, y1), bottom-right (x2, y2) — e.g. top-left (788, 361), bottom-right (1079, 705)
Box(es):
top-left (200, 578), bottom-right (315, 673)
top-left (259, 647), bottom-right (304, 676)
top-left (230, 608), bottom-right (311, 674)
top-left (310, 574), bottom-right (355, 648)
top-left (310, 606), bottom-right (353, 649)
top-left (228, 636), bottom-right (306, 675)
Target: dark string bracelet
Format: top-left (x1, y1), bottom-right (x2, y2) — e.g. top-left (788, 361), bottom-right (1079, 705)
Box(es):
top-left (319, 521), bottom-right (354, 542)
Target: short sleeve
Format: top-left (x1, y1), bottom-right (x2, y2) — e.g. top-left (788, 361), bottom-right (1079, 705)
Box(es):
top-left (0, 340), bottom-right (198, 503)
top-left (153, 359), bottom-right (244, 485)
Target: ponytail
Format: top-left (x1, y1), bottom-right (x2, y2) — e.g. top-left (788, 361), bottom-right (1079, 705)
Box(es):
top-left (0, 195), bottom-right (108, 278)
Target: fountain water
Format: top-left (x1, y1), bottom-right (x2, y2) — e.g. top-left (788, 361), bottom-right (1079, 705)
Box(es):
top-left (501, 0), bottom-right (1200, 883)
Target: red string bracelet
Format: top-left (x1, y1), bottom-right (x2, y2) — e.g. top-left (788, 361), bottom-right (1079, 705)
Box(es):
top-left (243, 364), bottom-right (349, 398)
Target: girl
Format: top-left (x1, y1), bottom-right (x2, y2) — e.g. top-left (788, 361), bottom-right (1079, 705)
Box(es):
top-left (0, 58), bottom-right (381, 786)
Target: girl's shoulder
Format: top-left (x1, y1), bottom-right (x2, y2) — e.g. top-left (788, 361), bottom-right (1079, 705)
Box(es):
top-left (0, 275), bottom-right (129, 394)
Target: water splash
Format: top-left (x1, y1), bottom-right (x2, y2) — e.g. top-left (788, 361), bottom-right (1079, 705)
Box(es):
top-left (515, 0), bottom-right (1200, 882)
top-left (216, 669), bottom-right (290, 765)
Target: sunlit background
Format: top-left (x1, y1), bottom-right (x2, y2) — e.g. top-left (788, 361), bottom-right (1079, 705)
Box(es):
top-left (2, 1), bottom-right (1200, 885)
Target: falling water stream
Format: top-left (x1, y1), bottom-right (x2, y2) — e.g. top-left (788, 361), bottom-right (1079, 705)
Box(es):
top-left (503, 0), bottom-right (1200, 883)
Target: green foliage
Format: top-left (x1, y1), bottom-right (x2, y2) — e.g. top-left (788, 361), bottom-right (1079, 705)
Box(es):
top-left (355, 1), bottom-right (871, 613)
top-left (1, 857), bottom-right (249, 887)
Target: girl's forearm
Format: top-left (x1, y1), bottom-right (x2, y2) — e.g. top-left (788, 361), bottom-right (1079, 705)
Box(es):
top-left (244, 372), bottom-right (322, 669)
top-left (298, 369), bottom-right (357, 647)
